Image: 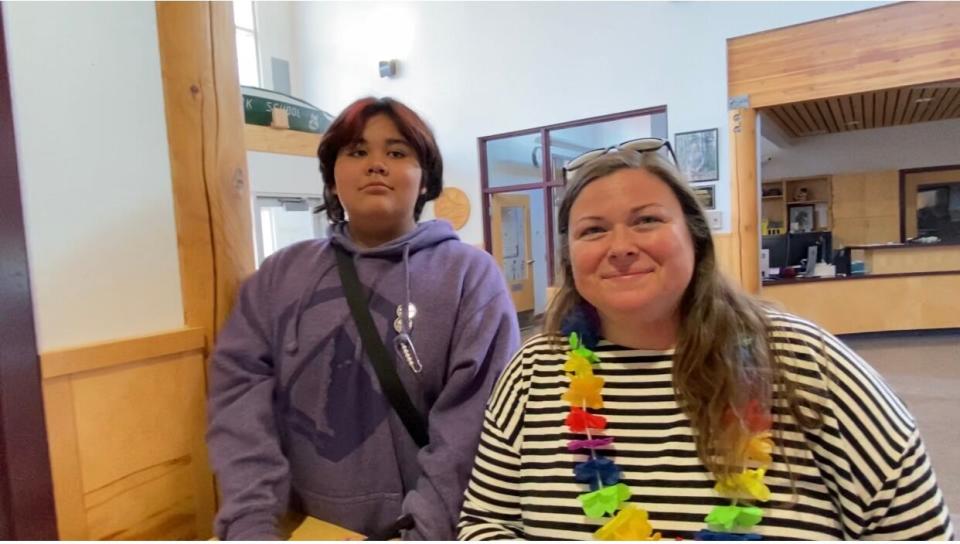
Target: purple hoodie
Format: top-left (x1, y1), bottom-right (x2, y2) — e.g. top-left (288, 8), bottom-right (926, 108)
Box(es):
top-left (206, 220), bottom-right (520, 540)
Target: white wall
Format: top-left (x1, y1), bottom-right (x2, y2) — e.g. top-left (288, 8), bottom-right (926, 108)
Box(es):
top-left (287, 1), bottom-right (886, 243)
top-left (256, 1), bottom-right (302, 98)
top-left (761, 117), bottom-right (960, 180)
top-left (248, 151), bottom-right (322, 197)
top-left (3, 2), bottom-right (184, 351)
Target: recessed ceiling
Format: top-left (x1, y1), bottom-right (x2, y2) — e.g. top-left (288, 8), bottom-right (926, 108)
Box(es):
top-left (763, 82), bottom-right (960, 138)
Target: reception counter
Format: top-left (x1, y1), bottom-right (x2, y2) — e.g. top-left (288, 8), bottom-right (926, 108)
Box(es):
top-left (848, 242), bottom-right (960, 275)
top-left (761, 242), bottom-right (959, 334)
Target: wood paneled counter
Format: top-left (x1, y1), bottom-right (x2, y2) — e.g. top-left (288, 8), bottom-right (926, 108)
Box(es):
top-left (761, 271), bottom-right (960, 334)
top-left (847, 242), bottom-right (960, 275)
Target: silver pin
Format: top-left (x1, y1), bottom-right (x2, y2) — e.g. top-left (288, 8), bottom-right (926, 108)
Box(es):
top-left (396, 303), bottom-right (417, 319)
top-left (394, 333), bottom-right (423, 373)
top-left (393, 317), bottom-right (414, 334)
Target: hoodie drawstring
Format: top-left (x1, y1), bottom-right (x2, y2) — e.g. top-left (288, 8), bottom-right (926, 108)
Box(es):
top-left (394, 243), bottom-right (423, 373)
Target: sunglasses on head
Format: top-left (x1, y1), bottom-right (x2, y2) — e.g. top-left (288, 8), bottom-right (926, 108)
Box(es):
top-left (562, 137), bottom-right (678, 175)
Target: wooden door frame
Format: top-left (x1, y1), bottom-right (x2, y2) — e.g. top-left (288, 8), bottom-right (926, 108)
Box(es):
top-left (899, 164), bottom-right (960, 243)
top-left (726, 2), bottom-right (960, 293)
top-left (0, 7), bottom-right (58, 540)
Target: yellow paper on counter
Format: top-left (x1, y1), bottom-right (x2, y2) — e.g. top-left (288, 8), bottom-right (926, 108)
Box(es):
top-left (289, 516), bottom-right (365, 541)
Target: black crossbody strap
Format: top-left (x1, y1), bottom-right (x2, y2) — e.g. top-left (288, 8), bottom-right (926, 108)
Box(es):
top-left (333, 245), bottom-right (429, 448)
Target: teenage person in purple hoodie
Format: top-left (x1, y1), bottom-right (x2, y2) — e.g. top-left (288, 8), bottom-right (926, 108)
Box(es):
top-left (206, 97), bottom-right (520, 540)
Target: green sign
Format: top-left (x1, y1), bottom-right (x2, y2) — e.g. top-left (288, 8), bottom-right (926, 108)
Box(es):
top-left (241, 86), bottom-right (332, 134)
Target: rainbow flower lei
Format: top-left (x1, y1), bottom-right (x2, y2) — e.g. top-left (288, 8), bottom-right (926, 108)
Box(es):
top-left (562, 332), bottom-right (775, 541)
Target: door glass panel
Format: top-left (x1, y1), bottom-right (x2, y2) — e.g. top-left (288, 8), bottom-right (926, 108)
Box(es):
top-left (548, 114), bottom-right (662, 179)
top-left (485, 132), bottom-right (542, 188)
top-left (501, 205), bottom-right (527, 282)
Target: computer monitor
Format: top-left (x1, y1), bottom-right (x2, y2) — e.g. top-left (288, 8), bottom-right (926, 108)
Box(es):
top-left (786, 232), bottom-right (832, 268)
top-left (802, 245), bottom-right (819, 275)
top-left (761, 235), bottom-right (787, 270)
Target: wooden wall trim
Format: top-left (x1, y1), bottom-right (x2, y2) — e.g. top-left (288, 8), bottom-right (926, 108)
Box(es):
top-left (245, 124), bottom-right (321, 157)
top-left (156, 2), bottom-right (254, 356)
top-left (40, 327), bottom-right (205, 380)
top-left (728, 3), bottom-right (960, 108)
top-left (0, 7), bottom-right (58, 539)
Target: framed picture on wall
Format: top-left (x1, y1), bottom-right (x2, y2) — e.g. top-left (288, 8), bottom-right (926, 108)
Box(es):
top-left (692, 184), bottom-right (716, 210)
top-left (675, 128), bottom-right (719, 182)
top-left (789, 204), bottom-right (815, 233)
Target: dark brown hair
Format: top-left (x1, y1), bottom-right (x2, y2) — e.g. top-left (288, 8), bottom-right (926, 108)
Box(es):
top-left (316, 96), bottom-right (443, 223)
top-left (545, 150), bottom-right (821, 480)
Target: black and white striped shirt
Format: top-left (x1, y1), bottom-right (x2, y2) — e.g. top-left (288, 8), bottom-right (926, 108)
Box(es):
top-left (458, 312), bottom-right (954, 540)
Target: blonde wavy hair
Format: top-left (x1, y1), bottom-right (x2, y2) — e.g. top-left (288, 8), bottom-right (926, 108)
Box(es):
top-left (544, 149), bottom-right (820, 480)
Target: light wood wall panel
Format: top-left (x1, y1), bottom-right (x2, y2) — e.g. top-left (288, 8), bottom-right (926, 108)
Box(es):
top-left (712, 233), bottom-right (741, 283)
top-left (728, 3), bottom-right (960, 109)
top-left (40, 328), bottom-right (214, 540)
top-left (831, 170), bottom-right (900, 246)
top-left (762, 273), bottom-right (960, 335)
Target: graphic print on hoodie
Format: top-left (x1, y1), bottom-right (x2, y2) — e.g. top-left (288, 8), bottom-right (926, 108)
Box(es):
top-left (281, 288), bottom-right (399, 463)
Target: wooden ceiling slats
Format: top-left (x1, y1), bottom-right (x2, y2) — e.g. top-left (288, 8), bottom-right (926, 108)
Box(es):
top-left (873, 91), bottom-right (886, 129)
top-left (761, 84), bottom-right (960, 138)
top-left (929, 87), bottom-right (959, 120)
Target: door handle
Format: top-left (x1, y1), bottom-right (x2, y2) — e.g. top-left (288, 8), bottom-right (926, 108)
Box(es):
top-left (525, 259), bottom-right (535, 265)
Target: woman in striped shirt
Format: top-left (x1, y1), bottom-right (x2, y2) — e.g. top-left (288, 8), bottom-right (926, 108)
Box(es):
top-left (458, 140), bottom-right (954, 541)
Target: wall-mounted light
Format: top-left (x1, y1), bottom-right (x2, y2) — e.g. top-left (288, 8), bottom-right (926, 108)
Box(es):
top-left (379, 60), bottom-right (398, 78)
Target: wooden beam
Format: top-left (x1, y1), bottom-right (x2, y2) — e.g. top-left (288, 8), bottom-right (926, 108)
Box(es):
top-left (156, 2), bottom-right (254, 355)
top-left (730, 108), bottom-right (759, 294)
top-left (156, 3), bottom-right (252, 538)
top-left (729, 3), bottom-right (960, 109)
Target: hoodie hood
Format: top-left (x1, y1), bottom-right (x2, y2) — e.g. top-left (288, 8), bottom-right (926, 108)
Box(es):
top-left (328, 220), bottom-right (459, 258)
top-left (285, 220), bottom-right (460, 355)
